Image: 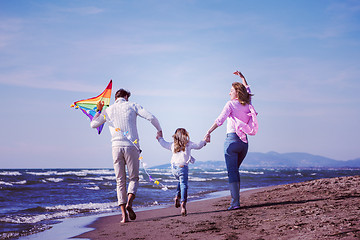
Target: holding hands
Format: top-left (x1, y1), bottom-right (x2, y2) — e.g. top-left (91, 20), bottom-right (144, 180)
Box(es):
top-left (204, 133), bottom-right (210, 143)
top-left (156, 130), bottom-right (163, 140)
top-left (204, 122), bottom-right (218, 144)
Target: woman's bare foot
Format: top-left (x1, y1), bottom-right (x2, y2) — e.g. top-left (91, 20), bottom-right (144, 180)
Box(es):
top-left (181, 202), bottom-right (187, 216)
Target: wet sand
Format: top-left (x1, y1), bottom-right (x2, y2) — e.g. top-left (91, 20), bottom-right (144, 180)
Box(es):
top-left (74, 175), bottom-right (360, 240)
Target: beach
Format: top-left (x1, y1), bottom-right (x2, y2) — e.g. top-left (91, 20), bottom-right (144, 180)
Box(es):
top-left (74, 175), bottom-right (360, 240)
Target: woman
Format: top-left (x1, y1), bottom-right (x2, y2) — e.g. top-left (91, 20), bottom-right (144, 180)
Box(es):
top-left (205, 72), bottom-right (258, 210)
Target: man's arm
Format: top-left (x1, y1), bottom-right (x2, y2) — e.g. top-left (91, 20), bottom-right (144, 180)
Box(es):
top-left (135, 104), bottom-right (162, 132)
top-left (90, 101), bottom-right (106, 128)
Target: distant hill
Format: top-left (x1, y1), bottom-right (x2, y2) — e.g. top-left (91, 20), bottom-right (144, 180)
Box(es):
top-left (150, 152), bottom-right (360, 169)
top-left (242, 152), bottom-right (360, 168)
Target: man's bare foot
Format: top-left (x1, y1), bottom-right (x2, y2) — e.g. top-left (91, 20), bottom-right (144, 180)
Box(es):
top-left (126, 205), bottom-right (136, 220)
top-left (120, 214), bottom-right (129, 223)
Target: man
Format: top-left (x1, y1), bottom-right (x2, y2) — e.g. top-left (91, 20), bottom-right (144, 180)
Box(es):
top-left (91, 88), bottom-right (162, 223)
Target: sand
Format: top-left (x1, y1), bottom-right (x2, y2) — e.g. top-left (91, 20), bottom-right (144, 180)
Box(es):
top-left (74, 175), bottom-right (360, 240)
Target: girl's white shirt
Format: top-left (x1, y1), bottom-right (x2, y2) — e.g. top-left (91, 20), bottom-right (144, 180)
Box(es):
top-left (157, 137), bottom-right (206, 167)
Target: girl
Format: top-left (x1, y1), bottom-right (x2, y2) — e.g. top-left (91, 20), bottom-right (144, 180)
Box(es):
top-left (157, 128), bottom-right (208, 216)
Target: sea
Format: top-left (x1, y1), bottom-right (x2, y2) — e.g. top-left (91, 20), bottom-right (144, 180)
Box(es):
top-left (1, 166), bottom-right (360, 239)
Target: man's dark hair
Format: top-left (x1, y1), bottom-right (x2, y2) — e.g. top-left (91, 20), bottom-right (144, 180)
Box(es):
top-left (115, 89), bottom-right (131, 99)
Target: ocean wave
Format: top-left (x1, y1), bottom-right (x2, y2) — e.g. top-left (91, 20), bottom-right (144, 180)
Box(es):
top-left (56, 171), bottom-right (88, 176)
top-left (5, 202), bottom-right (112, 224)
top-left (0, 171), bottom-right (22, 176)
top-left (141, 184), bottom-right (175, 190)
top-left (0, 181), bottom-right (13, 186)
top-left (0, 211), bottom-right (79, 224)
top-left (240, 170), bottom-right (264, 175)
top-left (161, 179), bottom-right (178, 183)
top-left (46, 202), bottom-right (117, 211)
top-left (150, 201), bottom-right (159, 206)
top-left (0, 180), bottom-right (27, 186)
top-left (160, 176), bottom-right (223, 182)
top-left (25, 169), bottom-right (115, 177)
top-left (143, 170), bottom-right (172, 176)
top-left (68, 183), bottom-right (82, 186)
top-left (44, 178), bottom-right (63, 183)
top-left (26, 171), bottom-right (58, 176)
top-left (103, 176), bottom-right (116, 180)
top-left (201, 171), bottom-right (228, 175)
top-left (68, 182), bottom-right (100, 187)
top-left (84, 177), bottom-right (104, 181)
top-left (162, 185), bottom-right (176, 189)
top-left (193, 167), bottom-right (226, 171)
top-left (84, 186), bottom-right (100, 190)
top-left (189, 177), bottom-right (212, 182)
top-left (80, 169), bottom-right (114, 175)
top-left (145, 168), bottom-right (170, 172)
top-left (0, 201), bottom-right (118, 224)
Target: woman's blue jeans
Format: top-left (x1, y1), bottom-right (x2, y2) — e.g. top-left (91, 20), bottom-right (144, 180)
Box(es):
top-left (171, 165), bottom-right (188, 203)
top-left (224, 133), bottom-right (248, 207)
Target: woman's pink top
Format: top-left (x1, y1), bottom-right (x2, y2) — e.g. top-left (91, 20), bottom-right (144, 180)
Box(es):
top-left (215, 86), bottom-right (258, 143)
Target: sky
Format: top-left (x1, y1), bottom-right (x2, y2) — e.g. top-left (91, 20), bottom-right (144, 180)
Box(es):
top-left (1, 0), bottom-right (360, 168)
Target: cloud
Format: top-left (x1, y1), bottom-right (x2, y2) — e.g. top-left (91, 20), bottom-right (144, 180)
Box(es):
top-left (0, 18), bottom-right (23, 49)
top-left (57, 6), bottom-right (105, 15)
top-left (327, 0), bottom-right (360, 14)
top-left (71, 37), bottom-right (183, 57)
top-left (0, 68), bottom-right (104, 93)
top-left (250, 55), bottom-right (360, 108)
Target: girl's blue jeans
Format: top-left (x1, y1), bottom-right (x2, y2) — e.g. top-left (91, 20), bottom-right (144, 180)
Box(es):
top-left (171, 165), bottom-right (188, 203)
top-left (224, 133), bottom-right (248, 183)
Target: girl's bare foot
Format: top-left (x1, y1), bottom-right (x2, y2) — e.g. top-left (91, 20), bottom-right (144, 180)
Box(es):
top-left (174, 197), bottom-right (180, 208)
top-left (181, 202), bottom-right (187, 216)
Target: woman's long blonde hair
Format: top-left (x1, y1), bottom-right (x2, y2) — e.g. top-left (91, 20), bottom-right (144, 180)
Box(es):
top-left (172, 128), bottom-right (190, 153)
top-left (232, 82), bottom-right (253, 105)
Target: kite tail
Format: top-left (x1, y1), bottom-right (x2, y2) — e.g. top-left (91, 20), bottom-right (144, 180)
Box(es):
top-left (139, 157), bottom-right (168, 191)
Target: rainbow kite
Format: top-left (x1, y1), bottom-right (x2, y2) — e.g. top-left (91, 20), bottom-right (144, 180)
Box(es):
top-left (70, 80), bottom-right (112, 134)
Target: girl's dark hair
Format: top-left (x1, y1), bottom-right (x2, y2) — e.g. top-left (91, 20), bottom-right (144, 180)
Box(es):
top-left (115, 89), bottom-right (131, 99)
